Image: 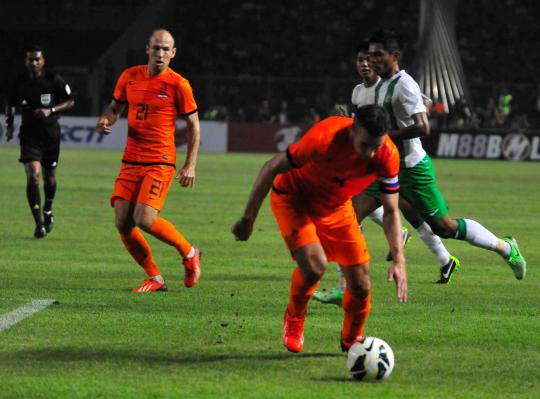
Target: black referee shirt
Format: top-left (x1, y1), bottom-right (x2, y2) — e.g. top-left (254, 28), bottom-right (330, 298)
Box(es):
top-left (8, 70), bottom-right (73, 129)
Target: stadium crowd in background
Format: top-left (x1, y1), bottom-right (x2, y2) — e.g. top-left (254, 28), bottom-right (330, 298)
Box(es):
top-left (2, 1), bottom-right (540, 129)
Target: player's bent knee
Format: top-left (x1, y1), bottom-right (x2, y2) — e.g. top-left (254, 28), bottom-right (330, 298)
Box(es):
top-left (115, 217), bottom-right (134, 234)
top-left (27, 173), bottom-right (40, 185)
top-left (133, 212), bottom-right (156, 231)
top-left (430, 223), bottom-right (455, 239)
top-left (348, 278), bottom-right (371, 298)
top-left (303, 266), bottom-right (325, 284)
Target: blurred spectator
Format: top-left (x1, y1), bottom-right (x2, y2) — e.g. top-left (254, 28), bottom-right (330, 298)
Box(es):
top-left (304, 108), bottom-right (321, 125)
top-left (481, 97), bottom-right (502, 128)
top-left (497, 85), bottom-right (513, 126)
top-left (433, 97), bottom-right (446, 130)
top-left (203, 106), bottom-right (220, 120)
top-left (511, 113), bottom-right (529, 130)
top-left (331, 98), bottom-right (348, 116)
top-left (276, 100), bottom-right (289, 124)
top-left (233, 107), bottom-right (247, 122)
top-left (256, 100), bottom-right (273, 122)
top-left (534, 86), bottom-right (540, 127)
top-left (203, 105), bottom-right (230, 121)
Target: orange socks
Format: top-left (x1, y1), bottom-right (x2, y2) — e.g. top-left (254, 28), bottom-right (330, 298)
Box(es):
top-left (287, 267), bottom-right (320, 318)
top-left (341, 290), bottom-right (371, 343)
top-left (120, 228), bottom-right (160, 277)
top-left (148, 217), bottom-right (192, 257)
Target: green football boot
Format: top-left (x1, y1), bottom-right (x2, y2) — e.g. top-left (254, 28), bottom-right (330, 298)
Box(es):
top-left (312, 287), bottom-right (344, 306)
top-left (503, 236), bottom-right (526, 280)
top-left (436, 255), bottom-right (460, 284)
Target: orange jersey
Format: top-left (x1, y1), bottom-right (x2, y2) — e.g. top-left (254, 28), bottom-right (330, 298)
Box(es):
top-left (273, 116), bottom-right (400, 214)
top-left (113, 65), bottom-right (198, 164)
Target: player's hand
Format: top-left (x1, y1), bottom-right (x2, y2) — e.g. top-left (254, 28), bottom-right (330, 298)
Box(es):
top-left (33, 108), bottom-right (51, 119)
top-left (421, 94), bottom-right (433, 116)
top-left (231, 217), bottom-right (253, 241)
top-left (95, 118), bottom-right (111, 135)
top-left (337, 105), bottom-right (349, 117)
top-left (176, 164), bottom-right (196, 188)
top-left (387, 259), bottom-right (407, 303)
top-left (6, 125), bottom-right (14, 142)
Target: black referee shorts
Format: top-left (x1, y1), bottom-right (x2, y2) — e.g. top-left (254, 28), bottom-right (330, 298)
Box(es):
top-left (19, 124), bottom-right (61, 169)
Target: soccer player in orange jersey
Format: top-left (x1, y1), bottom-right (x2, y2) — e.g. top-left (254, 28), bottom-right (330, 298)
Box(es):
top-left (95, 29), bottom-right (201, 292)
top-left (232, 105), bottom-right (407, 353)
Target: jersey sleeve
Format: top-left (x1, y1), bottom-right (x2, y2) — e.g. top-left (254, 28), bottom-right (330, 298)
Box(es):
top-left (113, 69), bottom-right (130, 104)
top-left (286, 123), bottom-right (325, 168)
top-left (53, 74), bottom-right (74, 102)
top-left (176, 78), bottom-right (198, 116)
top-left (377, 140), bottom-right (400, 194)
top-left (396, 77), bottom-right (426, 117)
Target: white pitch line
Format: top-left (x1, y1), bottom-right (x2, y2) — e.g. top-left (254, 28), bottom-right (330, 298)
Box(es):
top-left (0, 299), bottom-right (57, 332)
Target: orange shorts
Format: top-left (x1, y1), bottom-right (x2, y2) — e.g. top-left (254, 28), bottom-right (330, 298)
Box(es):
top-left (270, 190), bottom-right (370, 267)
top-left (110, 163), bottom-right (175, 211)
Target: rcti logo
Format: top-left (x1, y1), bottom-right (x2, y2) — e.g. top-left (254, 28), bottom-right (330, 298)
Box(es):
top-left (502, 134), bottom-right (531, 161)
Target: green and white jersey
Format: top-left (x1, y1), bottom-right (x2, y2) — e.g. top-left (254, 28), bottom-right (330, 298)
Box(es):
top-left (374, 70), bottom-right (426, 168)
top-left (351, 77), bottom-right (381, 109)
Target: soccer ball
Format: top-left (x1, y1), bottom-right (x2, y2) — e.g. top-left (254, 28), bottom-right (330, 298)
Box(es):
top-left (346, 337), bottom-right (395, 381)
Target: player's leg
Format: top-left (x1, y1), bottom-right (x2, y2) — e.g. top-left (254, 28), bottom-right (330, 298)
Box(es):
top-left (133, 202), bottom-right (200, 287)
top-left (399, 156), bottom-right (461, 283)
top-left (398, 194), bottom-right (459, 283)
top-left (408, 155), bottom-right (525, 280)
top-left (135, 165), bottom-right (200, 287)
top-left (24, 161), bottom-right (46, 238)
top-left (314, 201), bottom-right (372, 351)
top-left (114, 199), bottom-right (166, 292)
top-left (313, 192), bottom-right (381, 306)
top-left (271, 191), bottom-right (325, 353)
top-left (284, 244), bottom-right (328, 351)
top-left (340, 263), bottom-right (371, 351)
top-left (42, 167), bottom-right (56, 232)
top-left (428, 215), bottom-right (526, 279)
top-left (41, 132), bottom-right (60, 233)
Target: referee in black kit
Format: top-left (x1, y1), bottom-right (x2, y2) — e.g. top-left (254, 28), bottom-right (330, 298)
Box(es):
top-left (5, 45), bottom-right (74, 238)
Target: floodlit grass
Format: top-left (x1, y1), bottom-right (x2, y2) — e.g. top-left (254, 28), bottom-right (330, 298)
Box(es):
top-left (0, 147), bottom-right (538, 398)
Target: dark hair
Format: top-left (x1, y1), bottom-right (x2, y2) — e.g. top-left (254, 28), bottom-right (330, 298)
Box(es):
top-left (356, 39), bottom-right (369, 55)
top-left (354, 105), bottom-right (389, 137)
top-left (26, 44), bottom-right (44, 54)
top-left (369, 29), bottom-right (402, 53)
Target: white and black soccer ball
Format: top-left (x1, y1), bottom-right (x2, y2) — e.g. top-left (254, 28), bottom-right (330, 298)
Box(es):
top-left (346, 336), bottom-right (395, 381)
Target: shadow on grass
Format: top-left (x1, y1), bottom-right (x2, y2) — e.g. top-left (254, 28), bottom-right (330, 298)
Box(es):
top-left (202, 273), bottom-right (290, 282)
top-left (1, 348), bottom-right (342, 365)
top-left (314, 376), bottom-right (358, 383)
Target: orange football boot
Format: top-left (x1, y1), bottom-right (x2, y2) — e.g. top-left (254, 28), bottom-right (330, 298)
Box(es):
top-left (183, 247), bottom-right (201, 288)
top-left (283, 311), bottom-right (305, 353)
top-left (132, 278), bottom-right (168, 293)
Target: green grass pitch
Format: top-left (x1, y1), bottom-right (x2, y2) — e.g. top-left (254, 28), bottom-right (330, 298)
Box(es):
top-left (0, 147), bottom-right (539, 398)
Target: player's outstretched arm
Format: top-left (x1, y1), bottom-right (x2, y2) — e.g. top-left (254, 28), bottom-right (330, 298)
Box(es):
top-left (95, 100), bottom-right (125, 135)
top-left (231, 152), bottom-right (292, 241)
top-left (381, 191), bottom-right (407, 303)
top-left (176, 112), bottom-right (201, 188)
